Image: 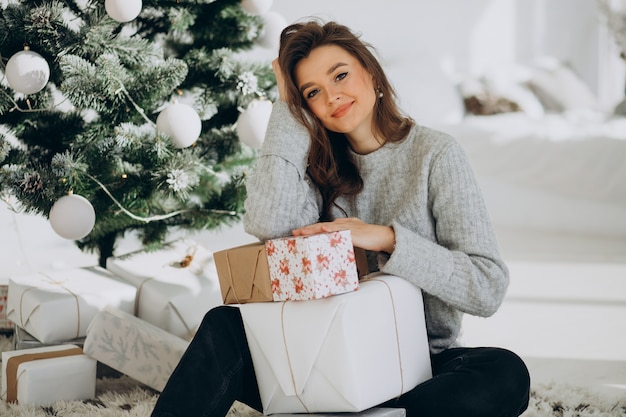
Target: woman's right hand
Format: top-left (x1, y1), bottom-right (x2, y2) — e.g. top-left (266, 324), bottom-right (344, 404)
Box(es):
top-left (292, 218), bottom-right (396, 254)
top-left (272, 58), bottom-right (289, 101)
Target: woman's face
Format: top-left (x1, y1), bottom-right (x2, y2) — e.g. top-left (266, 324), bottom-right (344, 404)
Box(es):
top-left (294, 44), bottom-right (377, 140)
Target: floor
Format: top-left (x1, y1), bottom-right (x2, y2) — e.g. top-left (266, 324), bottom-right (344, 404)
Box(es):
top-left (467, 227), bottom-right (626, 399)
top-left (2, 206), bottom-right (626, 401)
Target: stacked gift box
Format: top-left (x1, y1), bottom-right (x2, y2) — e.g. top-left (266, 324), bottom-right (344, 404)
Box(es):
top-left (1, 238), bottom-right (220, 406)
top-left (214, 230), bottom-right (366, 303)
top-left (83, 306), bottom-right (189, 392)
top-left (6, 266), bottom-right (137, 344)
top-left (2, 344), bottom-right (97, 405)
top-left (214, 230), bottom-right (432, 414)
top-left (1, 232), bottom-right (431, 411)
top-left (0, 278), bottom-right (13, 333)
top-left (13, 325), bottom-right (85, 351)
top-left (2, 265), bottom-right (134, 405)
top-left (105, 239), bottom-right (224, 341)
top-left (11, 324), bottom-right (122, 380)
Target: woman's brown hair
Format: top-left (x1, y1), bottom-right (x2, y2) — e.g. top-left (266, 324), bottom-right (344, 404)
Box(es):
top-left (277, 20), bottom-right (414, 221)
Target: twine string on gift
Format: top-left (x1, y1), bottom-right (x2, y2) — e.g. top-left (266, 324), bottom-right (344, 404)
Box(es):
top-left (168, 302), bottom-right (194, 339)
top-left (131, 243), bottom-right (204, 338)
top-left (133, 245), bottom-right (190, 316)
top-left (41, 273), bottom-right (82, 339)
top-left (224, 247), bottom-right (264, 304)
top-left (4, 347), bottom-right (84, 404)
top-left (19, 275), bottom-right (82, 339)
top-left (278, 276), bottom-right (405, 412)
top-left (18, 287), bottom-right (34, 331)
top-left (224, 251), bottom-right (242, 304)
top-left (280, 301), bottom-right (311, 413)
top-left (368, 277), bottom-right (404, 398)
top-left (134, 278), bottom-right (155, 317)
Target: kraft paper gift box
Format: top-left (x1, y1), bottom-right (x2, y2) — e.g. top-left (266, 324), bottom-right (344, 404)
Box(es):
top-left (215, 231), bottom-right (367, 304)
top-left (7, 266), bottom-right (137, 344)
top-left (214, 242), bottom-right (273, 304)
top-left (239, 273), bottom-right (432, 414)
top-left (83, 306), bottom-right (189, 392)
top-left (106, 239), bottom-right (223, 340)
top-left (1, 344), bottom-right (96, 406)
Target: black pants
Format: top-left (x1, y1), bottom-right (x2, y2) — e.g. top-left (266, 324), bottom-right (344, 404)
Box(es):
top-left (151, 306), bottom-right (530, 417)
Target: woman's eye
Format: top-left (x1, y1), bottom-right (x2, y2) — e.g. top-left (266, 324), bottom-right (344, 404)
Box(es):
top-left (305, 89), bottom-right (319, 99)
top-left (335, 72), bottom-right (348, 81)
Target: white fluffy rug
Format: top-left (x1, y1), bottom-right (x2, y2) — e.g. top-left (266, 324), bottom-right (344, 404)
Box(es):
top-left (1, 335), bottom-right (625, 417)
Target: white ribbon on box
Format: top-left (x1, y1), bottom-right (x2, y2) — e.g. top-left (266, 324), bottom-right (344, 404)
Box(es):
top-left (239, 273), bottom-right (432, 414)
top-left (1, 344), bottom-right (97, 406)
top-left (7, 266), bottom-right (137, 343)
top-left (83, 306), bottom-right (189, 392)
top-left (106, 239), bottom-right (223, 340)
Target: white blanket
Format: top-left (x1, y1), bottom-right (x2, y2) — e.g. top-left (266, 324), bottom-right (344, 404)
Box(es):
top-left (436, 111), bottom-right (626, 236)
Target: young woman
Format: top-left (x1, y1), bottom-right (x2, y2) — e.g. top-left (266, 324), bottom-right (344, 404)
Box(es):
top-left (152, 20), bottom-right (530, 417)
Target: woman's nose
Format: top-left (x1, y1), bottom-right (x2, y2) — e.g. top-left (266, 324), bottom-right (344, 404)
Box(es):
top-left (326, 87), bottom-right (341, 104)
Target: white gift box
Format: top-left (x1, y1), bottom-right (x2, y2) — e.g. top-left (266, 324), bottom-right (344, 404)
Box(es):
top-left (12, 324), bottom-right (85, 351)
top-left (0, 278), bottom-right (12, 330)
top-left (7, 266), bottom-right (137, 343)
top-left (83, 306), bottom-right (189, 392)
top-left (106, 239), bottom-right (223, 340)
top-left (273, 407), bottom-right (406, 417)
top-left (1, 344), bottom-right (96, 406)
top-left (239, 273), bottom-right (432, 414)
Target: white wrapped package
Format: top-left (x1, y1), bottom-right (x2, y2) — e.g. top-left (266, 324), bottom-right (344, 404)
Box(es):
top-left (1, 344), bottom-right (96, 406)
top-left (83, 306), bottom-right (189, 392)
top-left (7, 266), bottom-right (137, 343)
top-left (106, 239), bottom-right (223, 340)
top-left (0, 278), bottom-right (12, 330)
top-left (239, 273), bottom-right (432, 414)
top-left (273, 408), bottom-right (406, 417)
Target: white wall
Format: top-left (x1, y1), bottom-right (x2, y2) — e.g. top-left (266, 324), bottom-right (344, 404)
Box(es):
top-left (259, 0), bottom-right (623, 109)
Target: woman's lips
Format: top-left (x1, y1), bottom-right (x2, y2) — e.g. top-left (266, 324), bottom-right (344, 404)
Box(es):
top-left (332, 101), bottom-right (354, 118)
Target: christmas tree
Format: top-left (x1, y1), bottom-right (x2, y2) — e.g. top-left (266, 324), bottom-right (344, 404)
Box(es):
top-left (0, 0), bottom-right (278, 266)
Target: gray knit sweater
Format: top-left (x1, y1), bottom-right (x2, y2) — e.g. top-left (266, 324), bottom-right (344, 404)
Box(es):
top-left (243, 101), bottom-right (509, 353)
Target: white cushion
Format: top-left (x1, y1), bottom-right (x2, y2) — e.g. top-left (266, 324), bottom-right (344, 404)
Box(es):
top-left (482, 65), bottom-right (545, 118)
top-left (487, 81), bottom-right (545, 119)
top-left (528, 61), bottom-right (601, 112)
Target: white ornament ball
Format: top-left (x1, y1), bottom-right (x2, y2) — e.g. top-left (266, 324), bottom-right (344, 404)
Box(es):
top-left (105, 0), bottom-right (142, 23)
top-left (49, 194), bottom-right (96, 240)
top-left (157, 102), bottom-right (202, 149)
top-left (236, 99), bottom-right (273, 149)
top-left (257, 12), bottom-right (287, 50)
top-left (241, 0), bottom-right (273, 15)
top-left (5, 50), bottom-right (50, 95)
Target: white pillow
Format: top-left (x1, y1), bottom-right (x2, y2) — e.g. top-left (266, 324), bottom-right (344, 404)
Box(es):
top-left (482, 65), bottom-right (544, 118)
top-left (487, 81), bottom-right (545, 119)
top-left (528, 61), bottom-right (601, 112)
top-left (386, 59), bottom-right (464, 126)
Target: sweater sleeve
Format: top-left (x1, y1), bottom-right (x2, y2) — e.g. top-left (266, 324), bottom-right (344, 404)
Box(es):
top-left (242, 101), bottom-right (322, 240)
top-left (380, 139), bottom-right (509, 318)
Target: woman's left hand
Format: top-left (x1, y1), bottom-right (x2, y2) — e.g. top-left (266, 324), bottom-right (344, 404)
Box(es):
top-left (292, 217), bottom-right (395, 254)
